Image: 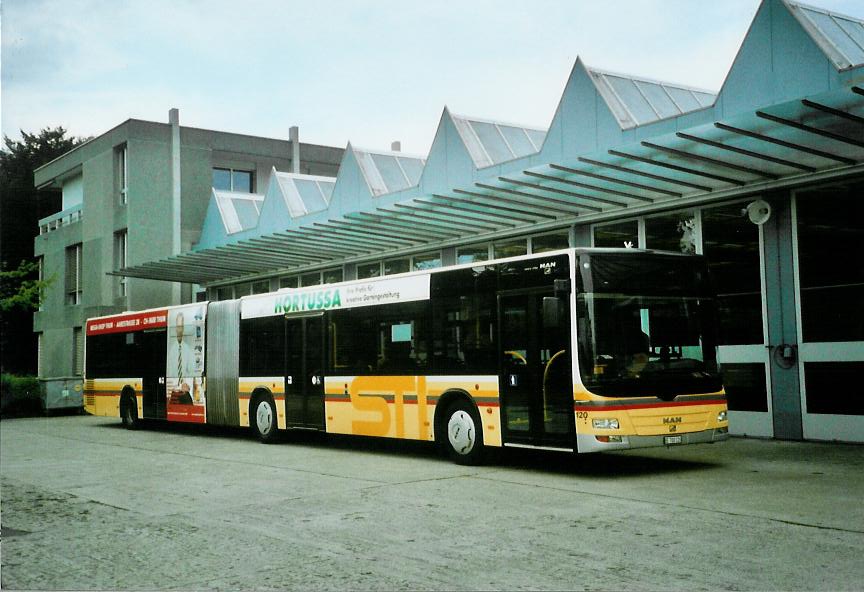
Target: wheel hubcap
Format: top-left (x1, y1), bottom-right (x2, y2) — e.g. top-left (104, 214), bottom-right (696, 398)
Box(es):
top-left (447, 410), bottom-right (475, 455)
top-left (256, 402), bottom-right (272, 435)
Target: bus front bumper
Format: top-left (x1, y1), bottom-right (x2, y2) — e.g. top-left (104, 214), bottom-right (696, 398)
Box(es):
top-left (576, 427), bottom-right (729, 454)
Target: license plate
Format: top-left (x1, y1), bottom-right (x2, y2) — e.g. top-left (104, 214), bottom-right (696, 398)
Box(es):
top-left (664, 435), bottom-right (683, 445)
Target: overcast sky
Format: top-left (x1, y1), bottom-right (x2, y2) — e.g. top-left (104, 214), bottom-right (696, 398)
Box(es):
top-left (2, 0), bottom-right (862, 155)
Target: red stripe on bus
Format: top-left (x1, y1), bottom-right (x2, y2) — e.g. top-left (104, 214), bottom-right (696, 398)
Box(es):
top-left (573, 399), bottom-right (727, 412)
top-left (86, 310), bottom-right (168, 335)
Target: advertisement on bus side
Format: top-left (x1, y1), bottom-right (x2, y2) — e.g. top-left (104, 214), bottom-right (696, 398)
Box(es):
top-left (166, 303), bottom-right (207, 423)
top-left (241, 275), bottom-right (431, 320)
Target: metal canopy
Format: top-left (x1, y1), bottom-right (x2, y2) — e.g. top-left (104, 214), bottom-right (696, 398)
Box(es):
top-left (116, 84), bottom-right (864, 285)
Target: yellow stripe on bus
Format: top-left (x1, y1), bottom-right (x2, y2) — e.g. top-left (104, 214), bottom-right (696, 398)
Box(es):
top-left (323, 375), bottom-right (502, 447)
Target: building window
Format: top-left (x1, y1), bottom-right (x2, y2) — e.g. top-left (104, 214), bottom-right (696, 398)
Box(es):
top-left (413, 252), bottom-right (441, 271)
top-left (215, 286), bottom-right (233, 301)
top-left (301, 272), bottom-right (321, 287)
top-left (65, 243), bottom-right (82, 305)
top-left (357, 262), bottom-right (381, 279)
top-left (234, 284), bottom-right (252, 297)
top-left (796, 186), bottom-right (864, 343)
top-left (531, 231), bottom-right (569, 253)
top-left (114, 230), bottom-right (128, 297)
top-left (252, 281), bottom-right (270, 294)
top-left (493, 239), bottom-right (527, 259)
top-left (323, 268), bottom-right (344, 284)
top-left (117, 145), bottom-right (128, 205)
top-left (645, 211), bottom-right (697, 254)
top-left (213, 167), bottom-right (253, 192)
top-left (73, 327), bottom-right (83, 376)
top-left (593, 220), bottom-right (639, 248)
top-left (279, 276), bottom-right (299, 289)
top-left (457, 244), bottom-right (490, 265)
top-left (702, 203), bottom-right (762, 345)
top-left (384, 258), bottom-right (410, 275)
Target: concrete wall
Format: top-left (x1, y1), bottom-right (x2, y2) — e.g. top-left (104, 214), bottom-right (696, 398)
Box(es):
top-left (34, 118), bottom-right (344, 381)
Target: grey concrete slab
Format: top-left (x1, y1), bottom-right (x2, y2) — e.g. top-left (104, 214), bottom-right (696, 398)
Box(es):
top-left (1, 415), bottom-right (862, 591)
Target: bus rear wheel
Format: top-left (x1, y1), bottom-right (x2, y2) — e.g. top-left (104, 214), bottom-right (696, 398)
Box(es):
top-left (442, 400), bottom-right (484, 465)
top-left (120, 391), bottom-right (139, 430)
top-left (251, 395), bottom-right (279, 444)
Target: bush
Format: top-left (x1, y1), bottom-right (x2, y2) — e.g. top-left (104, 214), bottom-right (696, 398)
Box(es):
top-left (0, 373), bottom-right (43, 416)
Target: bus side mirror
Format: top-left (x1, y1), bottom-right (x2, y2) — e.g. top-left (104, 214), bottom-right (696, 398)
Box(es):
top-left (543, 297), bottom-right (564, 328)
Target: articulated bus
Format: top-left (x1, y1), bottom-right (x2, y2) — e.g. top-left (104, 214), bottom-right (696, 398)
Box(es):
top-left (84, 248), bottom-right (728, 464)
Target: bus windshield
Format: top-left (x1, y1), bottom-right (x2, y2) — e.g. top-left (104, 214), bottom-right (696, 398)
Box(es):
top-left (575, 252), bottom-right (722, 398)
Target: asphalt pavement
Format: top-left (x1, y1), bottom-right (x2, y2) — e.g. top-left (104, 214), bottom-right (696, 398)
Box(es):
top-left (1, 415), bottom-right (862, 591)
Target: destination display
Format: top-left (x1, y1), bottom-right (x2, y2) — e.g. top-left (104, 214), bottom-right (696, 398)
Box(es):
top-left (86, 310), bottom-right (168, 335)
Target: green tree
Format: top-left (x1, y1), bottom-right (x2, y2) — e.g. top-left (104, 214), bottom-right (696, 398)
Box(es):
top-left (1, 127), bottom-right (88, 374)
top-left (0, 259), bottom-right (53, 312)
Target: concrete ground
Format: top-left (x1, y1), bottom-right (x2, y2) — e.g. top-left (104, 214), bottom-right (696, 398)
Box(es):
top-left (1, 415), bottom-right (862, 591)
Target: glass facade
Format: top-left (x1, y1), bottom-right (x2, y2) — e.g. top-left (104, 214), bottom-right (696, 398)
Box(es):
top-left (702, 203), bottom-right (763, 346)
top-left (594, 221), bottom-right (638, 249)
top-left (796, 187), bottom-right (864, 343)
top-left (384, 258), bottom-right (410, 275)
top-left (279, 276), bottom-right (299, 289)
top-left (357, 262), bottom-right (381, 279)
top-left (457, 244), bottom-right (489, 264)
top-left (531, 232), bottom-right (569, 253)
top-left (493, 239), bottom-right (527, 259)
top-left (645, 211), bottom-right (696, 254)
top-left (301, 272), bottom-right (322, 287)
top-left (323, 268), bottom-right (344, 284)
top-left (413, 252), bottom-right (441, 271)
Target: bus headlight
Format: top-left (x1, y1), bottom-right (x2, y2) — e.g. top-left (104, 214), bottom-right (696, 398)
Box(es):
top-left (717, 411), bottom-right (728, 422)
top-left (593, 418), bottom-right (619, 429)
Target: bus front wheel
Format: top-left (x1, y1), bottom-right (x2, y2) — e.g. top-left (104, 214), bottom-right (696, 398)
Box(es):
top-left (442, 400), bottom-right (484, 465)
top-left (251, 396), bottom-right (279, 444)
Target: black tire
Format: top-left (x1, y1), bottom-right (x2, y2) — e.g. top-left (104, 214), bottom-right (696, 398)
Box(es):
top-left (251, 395), bottom-right (279, 444)
top-left (120, 391), bottom-right (139, 430)
top-left (440, 399), bottom-right (484, 465)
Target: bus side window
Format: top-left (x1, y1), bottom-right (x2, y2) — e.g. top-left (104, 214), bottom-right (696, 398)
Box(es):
top-left (374, 301), bottom-right (430, 374)
top-left (431, 267), bottom-right (496, 374)
top-left (329, 308), bottom-right (377, 374)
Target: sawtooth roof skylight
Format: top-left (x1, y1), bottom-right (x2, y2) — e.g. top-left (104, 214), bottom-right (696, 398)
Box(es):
top-left (786, 0), bottom-right (864, 70)
top-left (214, 190), bottom-right (264, 234)
top-left (590, 68), bottom-right (716, 129)
top-left (274, 171), bottom-right (335, 217)
top-left (353, 146), bottom-right (426, 197)
top-left (450, 112), bottom-right (547, 168)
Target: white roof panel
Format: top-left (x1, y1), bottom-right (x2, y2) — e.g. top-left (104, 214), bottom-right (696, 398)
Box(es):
top-left (274, 171), bottom-right (335, 218)
top-left (214, 190), bottom-right (264, 235)
top-left (786, 0), bottom-right (864, 70)
top-left (449, 112), bottom-right (547, 168)
top-left (353, 146), bottom-right (426, 196)
top-left (590, 68), bottom-right (718, 129)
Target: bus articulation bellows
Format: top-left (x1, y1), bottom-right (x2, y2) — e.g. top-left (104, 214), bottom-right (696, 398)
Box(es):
top-left (84, 248), bottom-right (729, 464)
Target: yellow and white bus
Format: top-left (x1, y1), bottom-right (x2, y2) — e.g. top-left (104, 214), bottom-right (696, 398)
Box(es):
top-left (84, 248), bottom-right (728, 464)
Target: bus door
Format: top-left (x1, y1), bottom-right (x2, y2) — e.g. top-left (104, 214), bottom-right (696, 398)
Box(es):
top-left (499, 289), bottom-right (574, 448)
top-left (140, 329), bottom-right (167, 420)
top-left (284, 314), bottom-right (326, 429)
